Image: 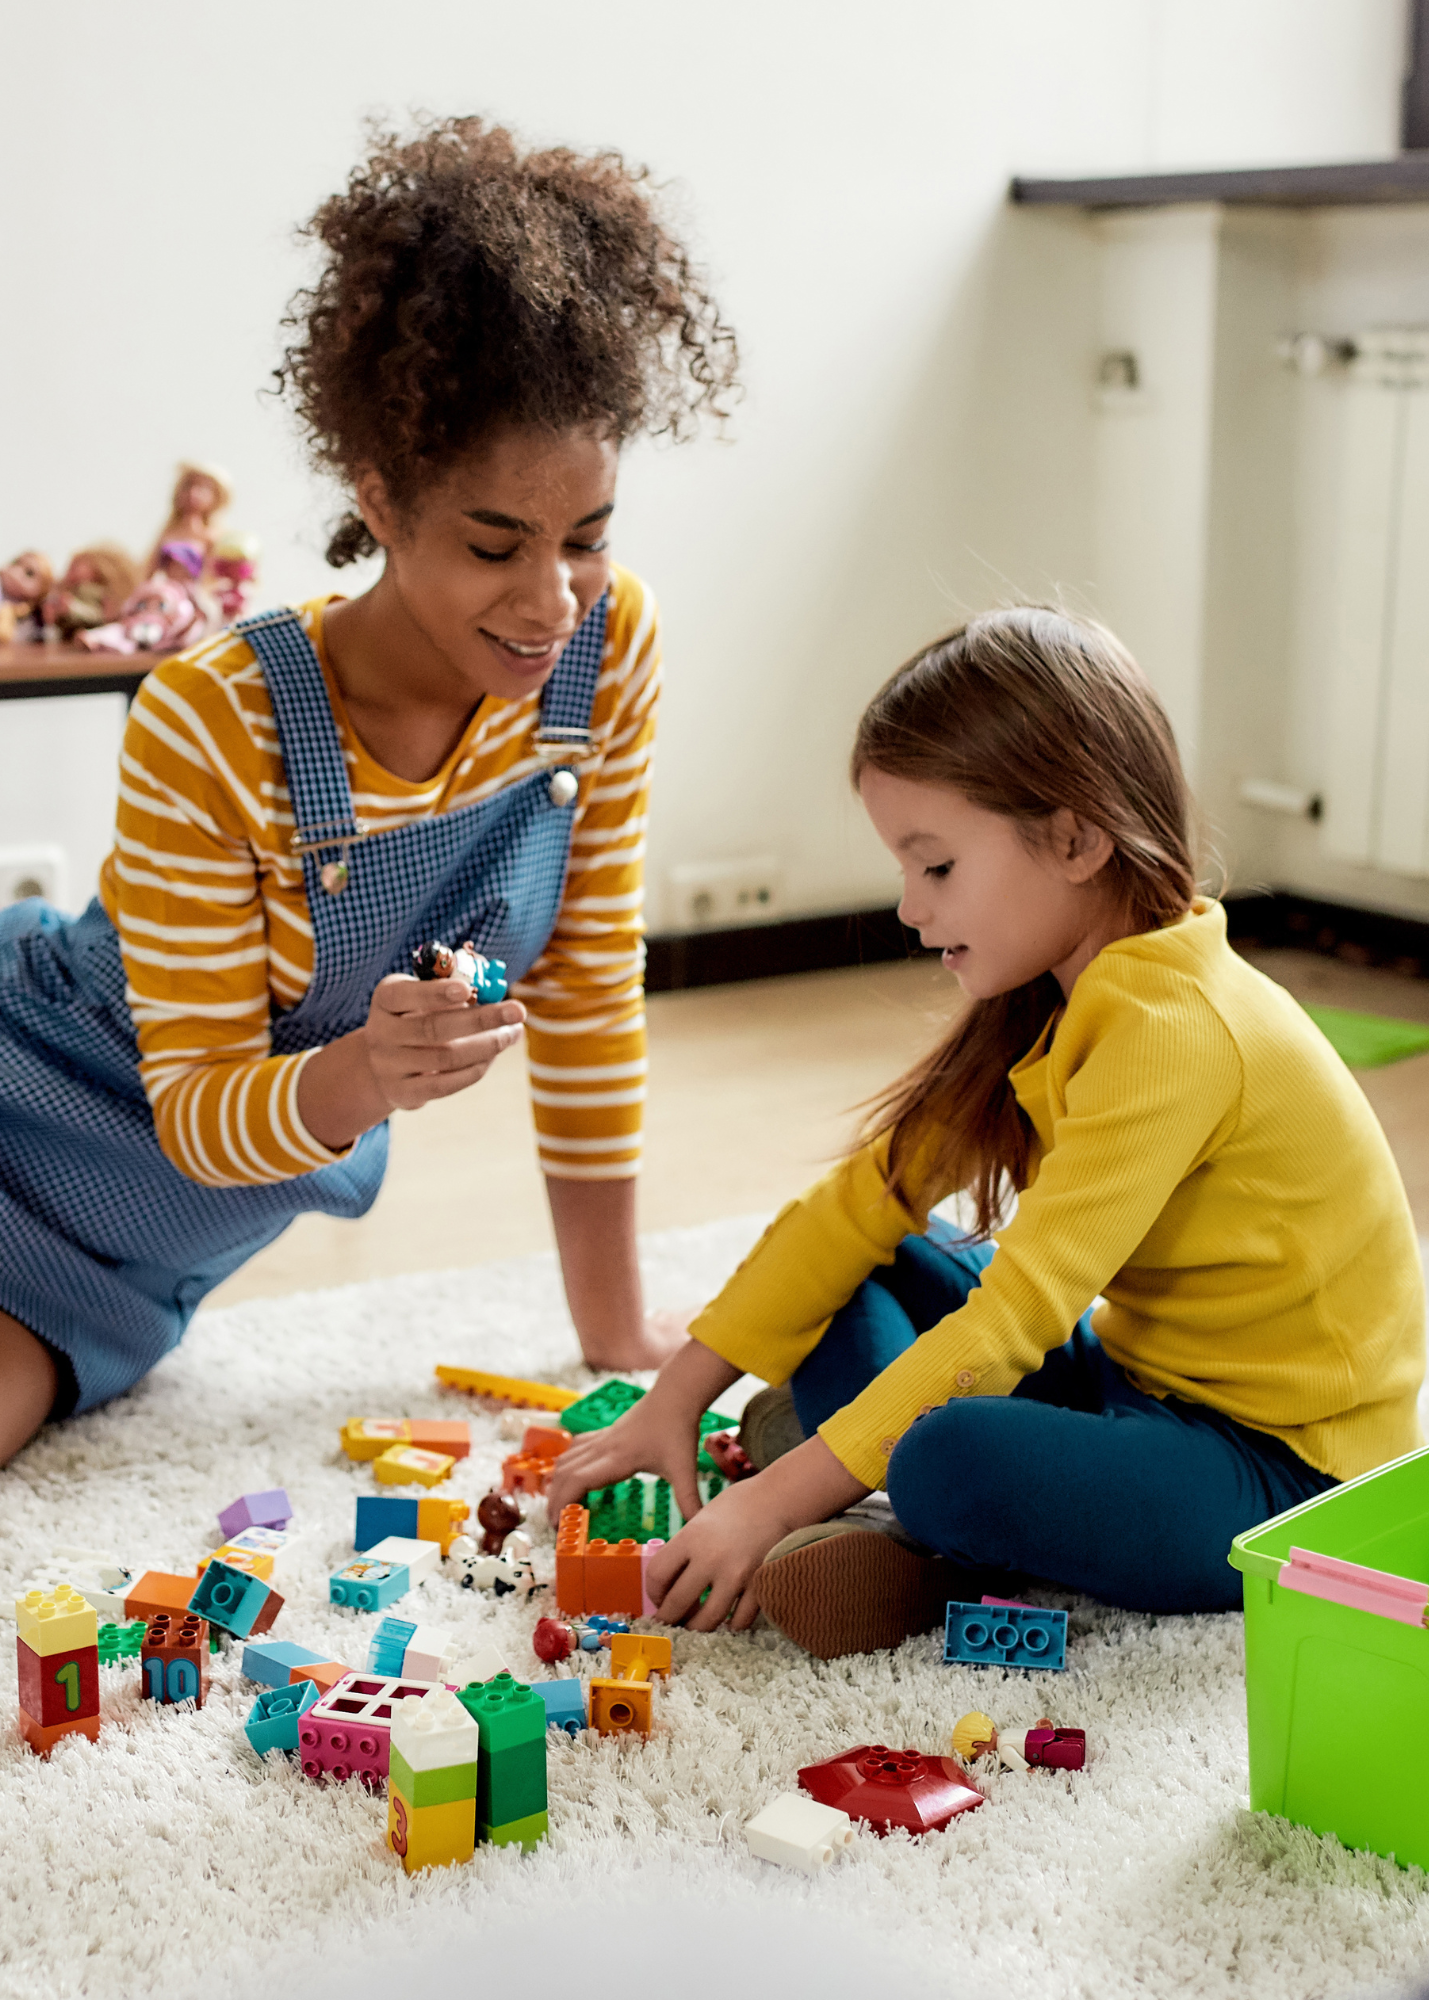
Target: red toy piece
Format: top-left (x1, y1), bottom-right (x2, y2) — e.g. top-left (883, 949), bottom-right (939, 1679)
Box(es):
top-left (700, 1431), bottom-right (757, 1482)
top-left (477, 1491), bottom-right (524, 1556)
top-left (1024, 1726), bottom-right (1086, 1770)
top-left (797, 1745), bottom-right (984, 1836)
top-left (533, 1617), bottom-right (576, 1665)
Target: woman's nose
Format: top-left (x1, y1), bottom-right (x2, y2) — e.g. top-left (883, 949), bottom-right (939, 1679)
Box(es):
top-left (511, 549), bottom-right (579, 631)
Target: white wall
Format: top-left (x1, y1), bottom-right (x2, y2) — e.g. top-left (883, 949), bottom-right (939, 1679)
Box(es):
top-left (0, 0), bottom-right (1407, 918)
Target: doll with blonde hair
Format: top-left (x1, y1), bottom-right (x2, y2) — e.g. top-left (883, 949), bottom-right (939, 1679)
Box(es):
top-left (146, 462), bottom-right (231, 575)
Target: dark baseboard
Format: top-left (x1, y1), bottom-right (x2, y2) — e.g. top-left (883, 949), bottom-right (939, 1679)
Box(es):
top-left (1223, 890), bottom-right (1429, 977)
top-left (644, 890), bottom-right (1429, 994)
top-left (644, 906), bottom-right (925, 992)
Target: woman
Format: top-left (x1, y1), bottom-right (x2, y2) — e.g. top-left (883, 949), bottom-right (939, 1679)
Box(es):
top-left (0, 117), bottom-right (738, 1461)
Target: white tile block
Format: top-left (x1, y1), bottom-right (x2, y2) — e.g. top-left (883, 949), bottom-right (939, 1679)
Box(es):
top-left (745, 1792), bottom-right (855, 1874)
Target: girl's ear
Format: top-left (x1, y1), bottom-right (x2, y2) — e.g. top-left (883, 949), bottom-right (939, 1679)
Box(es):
top-left (353, 467), bottom-right (397, 551)
top-left (1049, 807), bottom-right (1116, 883)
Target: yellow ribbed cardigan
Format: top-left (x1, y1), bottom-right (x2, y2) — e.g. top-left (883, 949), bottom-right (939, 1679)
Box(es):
top-left (690, 901), bottom-right (1425, 1490)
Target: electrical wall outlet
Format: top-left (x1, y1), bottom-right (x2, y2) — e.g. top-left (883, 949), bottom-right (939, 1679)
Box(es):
top-left (0, 844), bottom-right (69, 910)
top-left (666, 856), bottom-right (784, 931)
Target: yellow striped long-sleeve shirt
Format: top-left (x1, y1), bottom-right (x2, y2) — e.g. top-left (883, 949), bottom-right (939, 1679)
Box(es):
top-left (97, 565), bottom-right (658, 1187)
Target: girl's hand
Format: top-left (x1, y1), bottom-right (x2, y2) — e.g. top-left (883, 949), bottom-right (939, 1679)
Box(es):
top-left (362, 973), bottom-right (524, 1113)
top-left (645, 1435), bottom-right (872, 1633)
top-left (545, 1391), bottom-right (704, 1524)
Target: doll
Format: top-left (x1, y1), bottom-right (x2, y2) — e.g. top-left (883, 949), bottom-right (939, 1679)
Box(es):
top-left (0, 550), bottom-right (55, 644)
top-left (146, 462), bottom-right (231, 575)
top-left (951, 1712), bottom-right (1086, 1773)
top-left (153, 540), bottom-right (217, 635)
top-left (43, 544), bottom-right (139, 641)
top-left (210, 532), bottom-right (260, 623)
top-left (78, 575), bottom-right (205, 656)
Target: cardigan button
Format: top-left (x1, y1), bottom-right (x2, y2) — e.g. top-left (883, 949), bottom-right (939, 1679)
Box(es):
top-left (955, 1369), bottom-right (976, 1390)
top-left (548, 769), bottom-right (579, 807)
top-left (880, 1437), bottom-right (896, 1458)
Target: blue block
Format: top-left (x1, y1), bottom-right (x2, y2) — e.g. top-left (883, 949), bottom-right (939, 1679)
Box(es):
top-left (365, 1615), bottom-right (417, 1674)
top-left (189, 1559), bottom-right (278, 1639)
top-left (943, 1601), bottom-right (1067, 1672)
top-left (245, 1678), bottom-right (321, 1756)
top-left (534, 1679), bottom-right (587, 1737)
top-left (355, 1495), bottom-right (419, 1551)
top-left (329, 1557), bottom-right (410, 1611)
top-left (242, 1639), bottom-right (328, 1687)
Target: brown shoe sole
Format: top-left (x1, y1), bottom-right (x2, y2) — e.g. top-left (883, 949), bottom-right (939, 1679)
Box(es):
top-left (755, 1531), bottom-right (955, 1659)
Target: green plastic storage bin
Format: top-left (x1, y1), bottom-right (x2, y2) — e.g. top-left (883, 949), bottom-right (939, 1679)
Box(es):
top-left (1229, 1445), bottom-right (1429, 1870)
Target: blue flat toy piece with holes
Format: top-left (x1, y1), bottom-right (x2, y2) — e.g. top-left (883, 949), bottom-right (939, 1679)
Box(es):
top-left (535, 1678), bottom-right (587, 1736)
top-left (943, 1600), bottom-right (1067, 1672)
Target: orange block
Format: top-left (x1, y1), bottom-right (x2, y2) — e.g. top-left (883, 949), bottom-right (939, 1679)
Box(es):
top-left (409, 1420), bottom-right (470, 1460)
top-left (19, 1710), bottom-right (102, 1756)
top-left (521, 1426), bottom-right (571, 1463)
top-left (609, 1633), bottom-right (672, 1683)
top-left (501, 1452), bottom-right (551, 1497)
top-left (555, 1505), bottom-right (588, 1615)
top-left (590, 1677), bottom-right (653, 1736)
top-left (292, 1660), bottom-right (348, 1694)
top-left (126, 1572), bottom-right (200, 1620)
top-left (585, 1538), bottom-right (644, 1617)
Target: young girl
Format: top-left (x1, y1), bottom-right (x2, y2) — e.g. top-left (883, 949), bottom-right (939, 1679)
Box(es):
top-left (0, 118), bottom-right (736, 1464)
top-left (548, 606), bottom-right (1426, 1658)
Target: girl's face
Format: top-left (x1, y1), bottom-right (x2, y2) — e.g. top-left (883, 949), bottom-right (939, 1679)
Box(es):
top-left (859, 768), bottom-right (1121, 1000)
top-left (358, 424), bottom-right (617, 704)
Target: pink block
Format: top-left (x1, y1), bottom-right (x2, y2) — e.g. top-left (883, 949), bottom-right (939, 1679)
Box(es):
top-left (980, 1595), bottom-right (1033, 1610)
top-left (641, 1539), bottom-right (666, 1619)
top-left (1278, 1546), bottom-right (1429, 1627)
top-left (296, 1671), bottom-right (443, 1787)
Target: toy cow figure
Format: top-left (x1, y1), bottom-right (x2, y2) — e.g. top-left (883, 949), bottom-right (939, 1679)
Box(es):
top-left (446, 1531), bottom-right (544, 1604)
top-left (411, 939), bottom-right (508, 1004)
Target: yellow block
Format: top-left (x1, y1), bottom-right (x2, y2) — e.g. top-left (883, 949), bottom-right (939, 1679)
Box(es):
top-left (435, 1366), bottom-right (577, 1411)
top-left (373, 1445), bottom-right (454, 1489)
top-left (196, 1544), bottom-right (275, 1581)
top-left (16, 1585), bottom-right (98, 1658)
top-left (341, 1417), bottom-right (412, 1461)
top-left (387, 1788), bottom-right (477, 1873)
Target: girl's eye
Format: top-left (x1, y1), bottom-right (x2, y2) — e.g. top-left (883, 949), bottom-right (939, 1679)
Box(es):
top-left (923, 862), bottom-right (953, 879)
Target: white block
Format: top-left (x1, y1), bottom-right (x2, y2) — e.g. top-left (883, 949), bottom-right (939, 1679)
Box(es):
top-left (500, 1408), bottom-right (563, 1438)
top-left (389, 1686), bottom-right (483, 1772)
top-left (364, 1534), bottom-right (441, 1584)
top-left (14, 1550), bottom-right (134, 1621)
top-left (745, 1793), bottom-right (855, 1874)
top-left (400, 1624), bottom-right (452, 1679)
top-left (445, 1640), bottom-right (512, 1687)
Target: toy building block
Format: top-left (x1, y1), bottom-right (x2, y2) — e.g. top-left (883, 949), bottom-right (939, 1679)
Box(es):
top-left (19, 1711), bottom-right (103, 1755)
top-left (297, 1671), bottom-right (442, 1785)
top-left (535, 1679), bottom-right (587, 1736)
top-left (329, 1558), bottom-right (410, 1613)
top-left (555, 1505), bottom-right (589, 1614)
top-left (746, 1793), bottom-right (856, 1874)
top-left (20, 1551), bottom-right (135, 1622)
top-left (242, 1638), bottom-right (330, 1687)
top-left (390, 1686), bottom-right (481, 1792)
top-left (367, 1616), bottom-right (417, 1677)
top-left (435, 1365), bottom-right (578, 1412)
top-left (585, 1538), bottom-right (644, 1618)
top-left (126, 1571), bottom-right (207, 1621)
top-left (245, 1679), bottom-right (321, 1757)
top-left (501, 1451), bottom-right (555, 1497)
top-left (140, 1612), bottom-right (210, 1706)
top-left (189, 1560), bottom-right (283, 1640)
top-left (355, 1494), bottom-right (470, 1556)
top-left (200, 1526), bottom-right (293, 1584)
top-left (374, 1444), bottom-right (456, 1489)
top-left (589, 1631), bottom-right (672, 1737)
top-left (17, 1583), bottom-right (99, 1657)
top-left (341, 1417), bottom-right (415, 1461)
top-left (366, 1617), bottom-right (451, 1679)
top-left (363, 1534), bottom-right (441, 1585)
top-left (294, 1659), bottom-right (349, 1694)
top-left (943, 1600), bottom-right (1067, 1672)
top-left (641, 1540), bottom-right (667, 1619)
top-left (522, 1425), bottom-right (571, 1463)
top-left (797, 1745), bottom-right (984, 1836)
top-left (456, 1672), bottom-right (548, 1845)
top-left (97, 1620), bottom-right (149, 1665)
top-left (559, 1379), bottom-right (646, 1433)
top-left (16, 1585), bottom-right (101, 1756)
top-left (409, 1420), bottom-right (470, 1459)
top-left (499, 1407), bottom-right (564, 1439)
top-left (17, 1638), bottom-right (100, 1731)
top-left (583, 1469), bottom-right (727, 1548)
top-left (218, 1488), bottom-right (292, 1538)
top-left (387, 1793), bottom-right (478, 1873)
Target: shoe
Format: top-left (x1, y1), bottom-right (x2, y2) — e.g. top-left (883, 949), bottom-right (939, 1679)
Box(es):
top-left (755, 1498), bottom-right (972, 1659)
top-left (736, 1383), bottom-right (806, 1470)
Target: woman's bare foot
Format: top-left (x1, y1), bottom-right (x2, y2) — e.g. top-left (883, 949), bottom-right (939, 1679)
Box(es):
top-left (0, 1309), bottom-right (58, 1466)
top-left (579, 1306), bottom-right (693, 1374)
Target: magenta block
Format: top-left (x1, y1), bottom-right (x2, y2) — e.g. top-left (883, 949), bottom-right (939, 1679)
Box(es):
top-left (296, 1671), bottom-right (445, 1787)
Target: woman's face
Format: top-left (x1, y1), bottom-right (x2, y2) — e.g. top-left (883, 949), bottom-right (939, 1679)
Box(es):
top-left (360, 424), bottom-right (618, 704)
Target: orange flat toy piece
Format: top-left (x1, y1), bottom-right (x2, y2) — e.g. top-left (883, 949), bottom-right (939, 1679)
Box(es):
top-left (125, 1572), bottom-right (201, 1620)
top-left (435, 1366), bottom-right (577, 1411)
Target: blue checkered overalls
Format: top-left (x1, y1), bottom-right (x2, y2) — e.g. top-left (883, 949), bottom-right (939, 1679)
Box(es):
top-left (0, 595), bottom-right (608, 1413)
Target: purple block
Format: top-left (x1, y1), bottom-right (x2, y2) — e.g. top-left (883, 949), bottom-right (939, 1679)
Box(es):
top-left (219, 1488), bottom-right (293, 1538)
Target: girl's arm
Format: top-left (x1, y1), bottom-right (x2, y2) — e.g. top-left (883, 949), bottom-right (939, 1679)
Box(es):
top-left (547, 1333), bottom-right (741, 1522)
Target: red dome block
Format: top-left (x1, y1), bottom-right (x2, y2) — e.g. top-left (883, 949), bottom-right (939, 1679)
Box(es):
top-left (796, 1744), bottom-right (984, 1836)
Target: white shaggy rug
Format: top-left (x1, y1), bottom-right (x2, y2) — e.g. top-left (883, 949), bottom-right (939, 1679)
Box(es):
top-left (3, 1215), bottom-right (1429, 2000)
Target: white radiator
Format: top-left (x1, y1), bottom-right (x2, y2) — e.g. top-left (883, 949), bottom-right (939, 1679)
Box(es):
top-left (1323, 328), bottom-right (1429, 874)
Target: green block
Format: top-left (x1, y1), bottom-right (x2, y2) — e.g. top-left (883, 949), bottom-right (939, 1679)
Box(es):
top-left (584, 1467), bottom-right (727, 1545)
top-left (97, 1619), bottom-right (149, 1663)
top-left (389, 1746), bottom-right (479, 1809)
top-left (456, 1672), bottom-right (545, 1751)
top-left (481, 1739), bottom-right (548, 1827)
top-left (480, 1808), bottom-right (548, 1852)
top-left (561, 1380), bottom-right (646, 1434)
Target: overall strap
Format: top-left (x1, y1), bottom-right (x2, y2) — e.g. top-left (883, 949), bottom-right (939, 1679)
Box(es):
top-left (235, 607), bottom-right (359, 862)
top-left (535, 590), bottom-right (609, 754)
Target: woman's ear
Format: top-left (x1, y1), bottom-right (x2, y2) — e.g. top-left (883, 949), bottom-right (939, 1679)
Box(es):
top-left (1049, 807), bottom-right (1116, 883)
top-left (353, 467), bottom-right (397, 550)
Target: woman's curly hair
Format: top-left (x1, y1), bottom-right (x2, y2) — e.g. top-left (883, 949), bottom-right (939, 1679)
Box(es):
top-left (276, 116), bottom-right (740, 566)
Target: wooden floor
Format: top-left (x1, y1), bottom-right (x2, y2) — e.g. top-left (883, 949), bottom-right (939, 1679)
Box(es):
top-left (210, 945), bottom-right (1429, 1308)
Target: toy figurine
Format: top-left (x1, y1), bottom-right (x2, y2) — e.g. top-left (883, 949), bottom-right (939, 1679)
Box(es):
top-left (0, 549), bottom-right (55, 643)
top-left (147, 461), bottom-right (231, 575)
top-left (446, 1531), bottom-right (543, 1602)
top-left (951, 1711), bottom-right (1086, 1773)
top-left (701, 1431), bottom-right (757, 1481)
top-left (42, 544), bottom-right (138, 641)
top-left (532, 1614), bottom-right (630, 1663)
top-left (476, 1490), bottom-right (524, 1556)
top-left (410, 939), bottom-right (508, 1003)
top-left (78, 575), bottom-right (205, 656)
top-left (210, 532), bottom-right (260, 622)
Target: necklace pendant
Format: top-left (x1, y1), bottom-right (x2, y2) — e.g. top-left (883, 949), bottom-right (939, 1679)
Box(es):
top-left (320, 859), bottom-right (350, 895)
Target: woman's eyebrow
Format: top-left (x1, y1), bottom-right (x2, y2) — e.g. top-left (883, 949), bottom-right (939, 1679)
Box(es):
top-left (463, 503), bottom-right (614, 533)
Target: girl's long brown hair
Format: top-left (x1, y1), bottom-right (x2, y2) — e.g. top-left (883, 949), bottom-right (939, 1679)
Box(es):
top-left (853, 606), bottom-right (1196, 1234)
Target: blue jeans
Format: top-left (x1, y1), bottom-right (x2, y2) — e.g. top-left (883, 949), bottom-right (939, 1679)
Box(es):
top-left (790, 1222), bottom-right (1337, 1613)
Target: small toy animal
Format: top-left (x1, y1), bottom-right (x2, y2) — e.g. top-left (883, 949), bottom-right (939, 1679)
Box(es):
top-left (476, 1490), bottom-right (524, 1556)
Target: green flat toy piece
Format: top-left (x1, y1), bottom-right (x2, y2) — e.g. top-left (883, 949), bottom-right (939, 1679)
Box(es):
top-left (585, 1468), bottom-right (728, 1543)
top-left (97, 1619), bottom-right (149, 1663)
top-left (561, 1380), bottom-right (736, 1472)
top-left (1302, 1003), bottom-right (1429, 1069)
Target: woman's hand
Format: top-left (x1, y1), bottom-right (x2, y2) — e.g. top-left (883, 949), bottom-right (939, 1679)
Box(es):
top-left (298, 973), bottom-right (525, 1152)
top-left (644, 1435), bottom-right (872, 1633)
